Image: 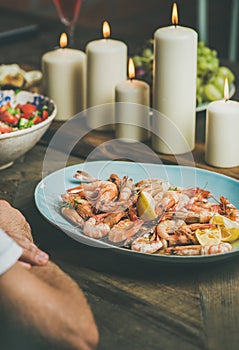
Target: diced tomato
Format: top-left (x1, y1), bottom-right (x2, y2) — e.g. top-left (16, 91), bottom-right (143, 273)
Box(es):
top-left (32, 115), bottom-right (42, 124)
top-left (41, 110), bottom-right (49, 120)
top-left (0, 102), bottom-right (10, 114)
top-left (0, 111), bottom-right (19, 126)
top-left (0, 121), bottom-right (13, 133)
top-left (21, 104), bottom-right (37, 119)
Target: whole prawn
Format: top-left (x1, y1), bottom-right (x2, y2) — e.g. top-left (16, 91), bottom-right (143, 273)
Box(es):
top-left (131, 230), bottom-right (164, 254)
top-left (108, 219), bottom-right (144, 243)
top-left (165, 242), bottom-right (232, 256)
top-left (84, 211), bottom-right (126, 239)
top-left (67, 180), bottom-right (118, 211)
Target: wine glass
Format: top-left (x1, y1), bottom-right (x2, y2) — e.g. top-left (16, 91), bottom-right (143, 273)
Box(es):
top-left (52, 0), bottom-right (82, 46)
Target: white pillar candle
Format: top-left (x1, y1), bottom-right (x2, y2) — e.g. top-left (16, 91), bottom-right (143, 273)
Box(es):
top-left (115, 58), bottom-right (150, 142)
top-left (205, 79), bottom-right (239, 167)
top-left (86, 21), bottom-right (127, 130)
top-left (152, 3), bottom-right (197, 154)
top-left (42, 33), bottom-right (86, 121)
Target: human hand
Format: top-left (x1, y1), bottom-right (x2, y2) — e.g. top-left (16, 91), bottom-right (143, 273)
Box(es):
top-left (0, 200), bottom-right (32, 241)
top-left (0, 200), bottom-right (49, 266)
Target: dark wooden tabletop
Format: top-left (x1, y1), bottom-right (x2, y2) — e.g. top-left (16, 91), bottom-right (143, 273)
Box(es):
top-left (1, 7), bottom-right (239, 350)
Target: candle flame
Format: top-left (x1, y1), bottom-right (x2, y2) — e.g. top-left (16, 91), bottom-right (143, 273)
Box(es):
top-left (60, 32), bottom-right (68, 48)
top-left (224, 77), bottom-right (229, 101)
top-left (103, 21), bottom-right (110, 39)
top-left (128, 58), bottom-right (135, 79)
top-left (172, 2), bottom-right (178, 25)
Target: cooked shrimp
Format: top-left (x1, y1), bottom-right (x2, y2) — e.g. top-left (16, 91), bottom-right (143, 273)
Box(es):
top-left (158, 191), bottom-right (190, 212)
top-left (83, 211), bottom-right (125, 239)
top-left (180, 187), bottom-right (211, 201)
top-left (119, 176), bottom-right (135, 200)
top-left (136, 178), bottom-right (170, 197)
top-left (131, 231), bottom-right (163, 254)
top-left (165, 245), bottom-right (202, 256)
top-left (61, 193), bottom-right (77, 206)
top-left (67, 180), bottom-right (118, 211)
top-left (164, 210), bottom-right (213, 224)
top-left (95, 181), bottom-right (118, 210)
top-left (156, 219), bottom-right (194, 246)
top-left (102, 211), bottom-right (126, 227)
top-left (74, 198), bottom-right (94, 219)
top-left (165, 242), bottom-right (232, 256)
top-left (156, 219), bottom-right (211, 246)
top-left (202, 242), bottom-right (232, 255)
top-left (83, 217), bottom-right (110, 239)
top-left (109, 174), bottom-right (135, 200)
top-left (219, 196), bottom-right (239, 224)
top-left (73, 170), bottom-right (97, 182)
top-left (61, 207), bottom-right (85, 227)
top-left (108, 219), bottom-right (144, 243)
top-left (61, 194), bottom-right (94, 219)
top-left (156, 219), bottom-right (185, 240)
top-left (97, 199), bottom-right (132, 213)
top-left (108, 173), bottom-right (121, 188)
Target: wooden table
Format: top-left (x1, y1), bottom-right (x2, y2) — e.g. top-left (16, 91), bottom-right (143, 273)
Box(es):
top-left (1, 8), bottom-right (239, 350)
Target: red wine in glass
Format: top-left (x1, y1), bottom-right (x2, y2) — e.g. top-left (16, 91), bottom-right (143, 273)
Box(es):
top-left (53, 0), bottom-right (82, 46)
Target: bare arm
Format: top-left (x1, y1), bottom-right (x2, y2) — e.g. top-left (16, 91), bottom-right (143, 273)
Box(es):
top-left (0, 199), bottom-right (98, 349)
top-left (0, 261), bottom-right (98, 350)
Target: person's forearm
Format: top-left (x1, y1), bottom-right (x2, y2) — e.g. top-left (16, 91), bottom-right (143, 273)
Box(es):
top-left (0, 262), bottom-right (98, 350)
top-left (31, 261), bottom-right (81, 293)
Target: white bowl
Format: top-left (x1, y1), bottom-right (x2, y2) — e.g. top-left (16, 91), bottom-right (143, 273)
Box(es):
top-left (0, 90), bottom-right (56, 170)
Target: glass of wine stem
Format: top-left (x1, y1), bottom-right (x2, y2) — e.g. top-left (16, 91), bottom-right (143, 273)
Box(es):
top-left (52, 0), bottom-right (82, 46)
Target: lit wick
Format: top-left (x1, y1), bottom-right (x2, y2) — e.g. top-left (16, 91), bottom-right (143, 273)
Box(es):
top-left (128, 58), bottom-right (135, 82)
top-left (224, 77), bottom-right (229, 102)
top-left (103, 21), bottom-right (110, 39)
top-left (60, 32), bottom-right (68, 48)
top-left (172, 2), bottom-right (178, 28)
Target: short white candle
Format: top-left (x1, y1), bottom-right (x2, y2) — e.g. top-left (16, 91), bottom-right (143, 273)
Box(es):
top-left (42, 33), bottom-right (86, 121)
top-left (205, 78), bottom-right (239, 167)
top-left (86, 21), bottom-right (127, 130)
top-left (152, 3), bottom-right (197, 154)
top-left (115, 58), bottom-right (150, 142)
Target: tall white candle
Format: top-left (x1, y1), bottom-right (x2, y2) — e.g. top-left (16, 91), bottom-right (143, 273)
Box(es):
top-left (152, 3), bottom-right (197, 154)
top-left (205, 78), bottom-right (239, 167)
top-left (86, 21), bottom-right (127, 130)
top-left (42, 33), bottom-right (86, 121)
top-left (115, 58), bottom-right (150, 141)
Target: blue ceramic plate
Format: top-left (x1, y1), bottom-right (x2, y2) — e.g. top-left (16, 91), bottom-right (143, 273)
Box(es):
top-left (34, 161), bottom-right (239, 263)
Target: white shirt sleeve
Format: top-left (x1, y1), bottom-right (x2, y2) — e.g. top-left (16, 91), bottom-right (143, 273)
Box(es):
top-left (0, 228), bottom-right (23, 275)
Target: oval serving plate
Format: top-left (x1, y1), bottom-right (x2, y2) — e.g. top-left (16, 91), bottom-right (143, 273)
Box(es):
top-left (34, 161), bottom-right (239, 264)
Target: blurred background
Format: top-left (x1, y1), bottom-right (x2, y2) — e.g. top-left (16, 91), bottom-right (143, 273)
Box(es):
top-left (0, 0), bottom-right (237, 60)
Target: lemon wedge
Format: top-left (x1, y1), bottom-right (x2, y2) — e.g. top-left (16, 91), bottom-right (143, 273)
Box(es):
top-left (195, 225), bottom-right (221, 246)
top-left (210, 214), bottom-right (239, 242)
top-left (136, 191), bottom-right (158, 221)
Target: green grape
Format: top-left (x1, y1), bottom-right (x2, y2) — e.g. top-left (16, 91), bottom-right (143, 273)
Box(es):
top-left (198, 41), bottom-right (205, 48)
top-left (142, 48), bottom-right (153, 59)
top-left (204, 84), bottom-right (223, 101)
top-left (211, 58), bottom-right (219, 71)
top-left (212, 75), bottom-right (225, 93)
top-left (217, 66), bottom-right (235, 84)
top-left (202, 47), bottom-right (211, 56)
top-left (211, 50), bottom-right (218, 57)
top-left (133, 55), bottom-right (142, 67)
top-left (196, 77), bottom-right (202, 91)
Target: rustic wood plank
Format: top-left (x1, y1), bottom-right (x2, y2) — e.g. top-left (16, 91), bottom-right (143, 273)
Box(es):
top-left (198, 258), bottom-right (239, 350)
